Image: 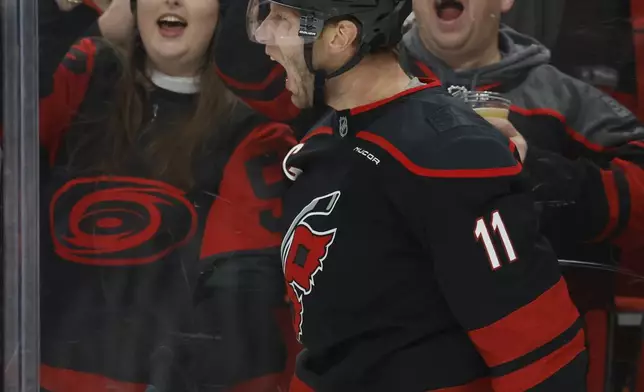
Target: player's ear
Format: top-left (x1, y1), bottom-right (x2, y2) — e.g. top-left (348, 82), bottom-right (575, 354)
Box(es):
top-left (500, 0), bottom-right (514, 13)
top-left (326, 19), bottom-right (360, 54)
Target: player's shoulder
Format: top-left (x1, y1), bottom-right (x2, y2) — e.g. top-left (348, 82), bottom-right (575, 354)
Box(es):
top-left (360, 88), bottom-right (522, 178)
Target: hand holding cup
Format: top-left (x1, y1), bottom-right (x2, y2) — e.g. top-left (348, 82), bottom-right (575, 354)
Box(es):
top-left (461, 90), bottom-right (527, 162)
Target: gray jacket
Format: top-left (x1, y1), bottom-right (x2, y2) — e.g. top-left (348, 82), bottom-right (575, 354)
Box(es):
top-left (402, 25), bottom-right (644, 266)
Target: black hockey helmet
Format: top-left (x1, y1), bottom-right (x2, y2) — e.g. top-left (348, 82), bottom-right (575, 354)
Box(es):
top-left (273, 0), bottom-right (410, 53)
top-left (247, 0), bottom-right (411, 104)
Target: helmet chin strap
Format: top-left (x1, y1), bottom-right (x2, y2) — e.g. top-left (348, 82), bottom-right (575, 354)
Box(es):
top-left (303, 41), bottom-right (370, 107)
top-left (303, 43), bottom-right (327, 107)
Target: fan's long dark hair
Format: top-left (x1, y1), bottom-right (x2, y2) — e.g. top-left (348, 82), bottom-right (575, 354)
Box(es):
top-left (68, 30), bottom-right (236, 190)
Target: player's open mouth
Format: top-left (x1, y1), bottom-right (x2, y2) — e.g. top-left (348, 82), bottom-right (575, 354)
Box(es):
top-left (435, 0), bottom-right (464, 21)
top-left (157, 14), bottom-right (188, 37)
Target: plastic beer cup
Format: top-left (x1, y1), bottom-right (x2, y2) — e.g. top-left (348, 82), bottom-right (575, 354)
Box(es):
top-left (463, 91), bottom-right (511, 120)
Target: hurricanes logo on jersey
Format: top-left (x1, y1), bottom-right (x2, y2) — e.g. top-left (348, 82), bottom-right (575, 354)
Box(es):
top-left (281, 191), bottom-right (340, 342)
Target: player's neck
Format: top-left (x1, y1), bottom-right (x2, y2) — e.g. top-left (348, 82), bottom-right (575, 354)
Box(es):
top-left (325, 52), bottom-right (411, 111)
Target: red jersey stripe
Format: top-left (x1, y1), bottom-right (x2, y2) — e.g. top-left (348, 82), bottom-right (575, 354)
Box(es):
top-left (491, 329), bottom-right (586, 392)
top-left (468, 277), bottom-right (580, 367)
top-left (350, 84), bottom-right (438, 115)
top-left (356, 131), bottom-right (523, 178)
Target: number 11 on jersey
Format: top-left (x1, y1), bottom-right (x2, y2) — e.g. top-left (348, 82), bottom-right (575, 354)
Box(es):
top-left (474, 211), bottom-right (517, 270)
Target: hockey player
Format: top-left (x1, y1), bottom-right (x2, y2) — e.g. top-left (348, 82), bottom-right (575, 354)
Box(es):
top-left (217, 0), bottom-right (644, 291)
top-left (247, 0), bottom-right (587, 390)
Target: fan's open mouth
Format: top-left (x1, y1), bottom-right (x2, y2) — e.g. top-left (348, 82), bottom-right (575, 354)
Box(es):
top-left (435, 0), bottom-right (464, 21)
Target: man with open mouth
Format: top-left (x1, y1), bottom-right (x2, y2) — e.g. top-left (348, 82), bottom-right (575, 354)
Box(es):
top-left (404, 2), bottom-right (644, 383)
top-left (403, 0), bottom-right (644, 284)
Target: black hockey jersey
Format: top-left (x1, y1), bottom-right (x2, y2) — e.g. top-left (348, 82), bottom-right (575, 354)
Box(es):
top-left (280, 84), bottom-right (587, 391)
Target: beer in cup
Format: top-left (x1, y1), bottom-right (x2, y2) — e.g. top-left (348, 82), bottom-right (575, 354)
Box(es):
top-left (463, 91), bottom-right (511, 120)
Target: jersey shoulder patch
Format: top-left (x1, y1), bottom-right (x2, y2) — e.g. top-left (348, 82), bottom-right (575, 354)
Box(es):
top-left (357, 90), bottom-right (522, 178)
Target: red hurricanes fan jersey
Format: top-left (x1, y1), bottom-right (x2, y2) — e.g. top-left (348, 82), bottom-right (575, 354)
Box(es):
top-left (32, 37), bottom-right (298, 391)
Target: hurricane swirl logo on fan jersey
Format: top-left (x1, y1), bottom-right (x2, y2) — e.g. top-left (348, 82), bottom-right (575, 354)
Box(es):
top-left (281, 191), bottom-right (340, 342)
top-left (50, 176), bottom-right (198, 266)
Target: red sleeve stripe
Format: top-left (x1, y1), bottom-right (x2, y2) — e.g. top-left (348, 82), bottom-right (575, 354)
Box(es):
top-left (429, 378), bottom-right (493, 391)
top-left (491, 329), bottom-right (586, 392)
top-left (468, 277), bottom-right (579, 367)
top-left (356, 131), bottom-right (522, 178)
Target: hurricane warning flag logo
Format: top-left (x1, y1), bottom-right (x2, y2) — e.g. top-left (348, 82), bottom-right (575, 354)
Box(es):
top-left (281, 191), bottom-right (340, 342)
